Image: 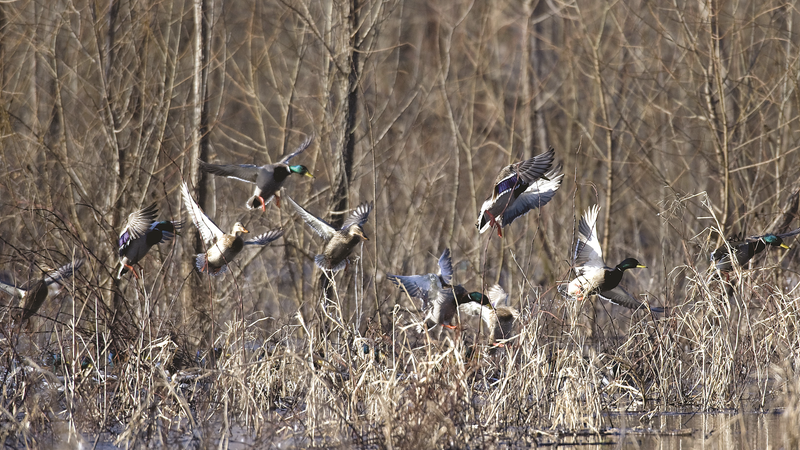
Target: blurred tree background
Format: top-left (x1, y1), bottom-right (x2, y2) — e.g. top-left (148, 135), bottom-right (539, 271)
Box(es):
top-left (1, 0), bottom-right (799, 345)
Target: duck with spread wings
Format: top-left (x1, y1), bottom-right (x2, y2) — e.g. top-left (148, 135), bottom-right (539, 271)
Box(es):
top-left (199, 134), bottom-right (314, 211)
top-left (564, 205), bottom-right (663, 313)
top-left (181, 182), bottom-right (283, 275)
top-left (286, 196), bottom-right (372, 272)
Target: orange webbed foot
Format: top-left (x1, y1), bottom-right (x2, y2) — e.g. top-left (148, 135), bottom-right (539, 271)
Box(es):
top-left (486, 211), bottom-right (503, 237)
top-left (125, 264), bottom-right (140, 280)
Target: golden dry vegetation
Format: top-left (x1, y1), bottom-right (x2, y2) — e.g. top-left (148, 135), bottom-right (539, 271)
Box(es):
top-left (2, 0), bottom-right (800, 448)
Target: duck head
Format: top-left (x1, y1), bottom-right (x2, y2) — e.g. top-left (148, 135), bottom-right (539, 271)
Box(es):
top-left (289, 165), bottom-right (314, 178)
top-left (617, 258), bottom-right (646, 271)
top-left (763, 234), bottom-right (790, 249)
top-left (231, 222), bottom-right (249, 236)
top-left (348, 225), bottom-right (368, 241)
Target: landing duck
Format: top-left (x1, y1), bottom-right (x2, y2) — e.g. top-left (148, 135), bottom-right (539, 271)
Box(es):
top-left (181, 182), bottom-right (283, 275)
top-left (0, 259), bottom-right (84, 323)
top-left (117, 203), bottom-right (182, 279)
top-left (565, 205), bottom-right (662, 312)
top-left (387, 248), bottom-right (493, 331)
top-left (711, 229), bottom-right (800, 272)
top-left (458, 284), bottom-right (520, 346)
top-left (199, 134), bottom-right (314, 211)
top-left (286, 196), bottom-right (372, 272)
top-left (476, 148), bottom-right (559, 236)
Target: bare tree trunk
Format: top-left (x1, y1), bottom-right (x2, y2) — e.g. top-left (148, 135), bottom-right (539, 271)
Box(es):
top-left (186, 0), bottom-right (212, 346)
top-left (526, 0), bottom-right (549, 157)
top-left (321, 0), bottom-right (360, 302)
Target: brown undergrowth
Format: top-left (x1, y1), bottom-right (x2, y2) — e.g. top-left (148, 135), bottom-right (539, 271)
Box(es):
top-left (2, 253), bottom-right (799, 448)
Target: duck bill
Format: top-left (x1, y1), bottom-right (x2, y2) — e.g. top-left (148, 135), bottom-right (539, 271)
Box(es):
top-left (241, 227), bottom-right (250, 233)
top-left (636, 264), bottom-right (647, 268)
top-left (304, 172), bottom-right (315, 179)
top-left (781, 243), bottom-right (790, 249)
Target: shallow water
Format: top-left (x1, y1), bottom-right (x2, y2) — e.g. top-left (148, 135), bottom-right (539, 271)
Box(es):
top-left (540, 411), bottom-right (793, 449)
top-left (78, 410), bottom-right (794, 448)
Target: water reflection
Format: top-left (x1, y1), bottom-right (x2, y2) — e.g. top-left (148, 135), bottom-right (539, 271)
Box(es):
top-left (542, 411), bottom-right (793, 449)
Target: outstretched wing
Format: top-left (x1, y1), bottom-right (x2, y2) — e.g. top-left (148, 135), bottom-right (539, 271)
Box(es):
top-left (199, 161), bottom-right (260, 184)
top-left (777, 227), bottom-right (800, 239)
top-left (151, 220), bottom-right (184, 244)
top-left (500, 164), bottom-right (564, 227)
top-left (245, 229), bottom-right (284, 246)
top-left (0, 278), bottom-right (24, 297)
top-left (44, 259), bottom-right (84, 286)
top-left (120, 203), bottom-right (158, 244)
top-left (597, 285), bottom-right (645, 310)
top-left (285, 196), bottom-right (336, 240)
top-left (437, 248), bottom-right (453, 286)
top-left (181, 182), bottom-right (224, 244)
top-left (514, 147), bottom-right (556, 185)
top-left (486, 284), bottom-right (508, 308)
top-left (341, 202), bottom-right (373, 230)
top-left (574, 204), bottom-right (605, 274)
top-left (278, 134), bottom-right (315, 165)
top-left (387, 273), bottom-right (435, 309)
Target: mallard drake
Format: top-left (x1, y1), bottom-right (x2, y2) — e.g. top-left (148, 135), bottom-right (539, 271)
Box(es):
top-left (565, 205), bottom-right (662, 312)
top-left (117, 203), bottom-right (183, 279)
top-left (711, 229), bottom-right (800, 272)
top-left (181, 182), bottom-right (283, 275)
top-left (476, 147), bottom-right (558, 237)
top-left (199, 134), bottom-right (314, 211)
top-left (387, 248), bottom-right (494, 330)
top-left (286, 196), bottom-right (372, 272)
top-left (0, 259), bottom-right (84, 323)
top-left (459, 285), bottom-right (520, 346)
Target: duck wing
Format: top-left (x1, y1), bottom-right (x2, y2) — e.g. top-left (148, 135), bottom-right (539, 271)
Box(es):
top-left (181, 182), bottom-right (225, 243)
top-left (437, 248), bottom-right (453, 285)
top-left (0, 277), bottom-right (25, 298)
top-left (513, 147), bottom-right (556, 185)
top-left (597, 284), bottom-right (662, 312)
top-left (498, 164), bottom-right (563, 228)
top-left (199, 161), bottom-right (261, 184)
top-left (278, 134), bottom-right (314, 165)
top-left (777, 227), bottom-right (800, 239)
top-left (341, 201), bottom-right (373, 230)
top-left (119, 203), bottom-right (159, 245)
top-left (149, 220), bottom-right (183, 245)
top-left (387, 273), bottom-right (436, 309)
top-left (574, 204), bottom-right (605, 275)
top-left (285, 196), bottom-right (336, 241)
top-left (245, 229), bottom-right (284, 246)
top-left (44, 260), bottom-right (84, 286)
top-left (486, 284), bottom-right (508, 308)
top-left (429, 287), bottom-right (458, 325)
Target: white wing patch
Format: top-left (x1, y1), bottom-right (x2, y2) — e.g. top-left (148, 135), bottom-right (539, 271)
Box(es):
top-left (181, 182), bottom-right (224, 244)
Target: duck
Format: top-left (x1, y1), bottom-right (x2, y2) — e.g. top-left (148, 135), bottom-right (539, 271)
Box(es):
top-left (476, 147), bottom-right (559, 237)
top-left (386, 248), bottom-right (494, 331)
top-left (711, 229), bottom-right (800, 272)
top-left (565, 205), bottom-right (663, 312)
top-left (0, 259), bottom-right (84, 323)
top-left (117, 203), bottom-right (183, 279)
top-left (285, 196), bottom-right (372, 272)
top-left (181, 182), bottom-right (283, 275)
top-left (199, 134), bottom-right (314, 211)
top-left (458, 284), bottom-right (520, 346)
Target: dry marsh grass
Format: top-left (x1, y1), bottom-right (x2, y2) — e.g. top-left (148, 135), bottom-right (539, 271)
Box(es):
top-left (2, 0), bottom-right (800, 447)
top-left (4, 248), bottom-right (800, 448)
